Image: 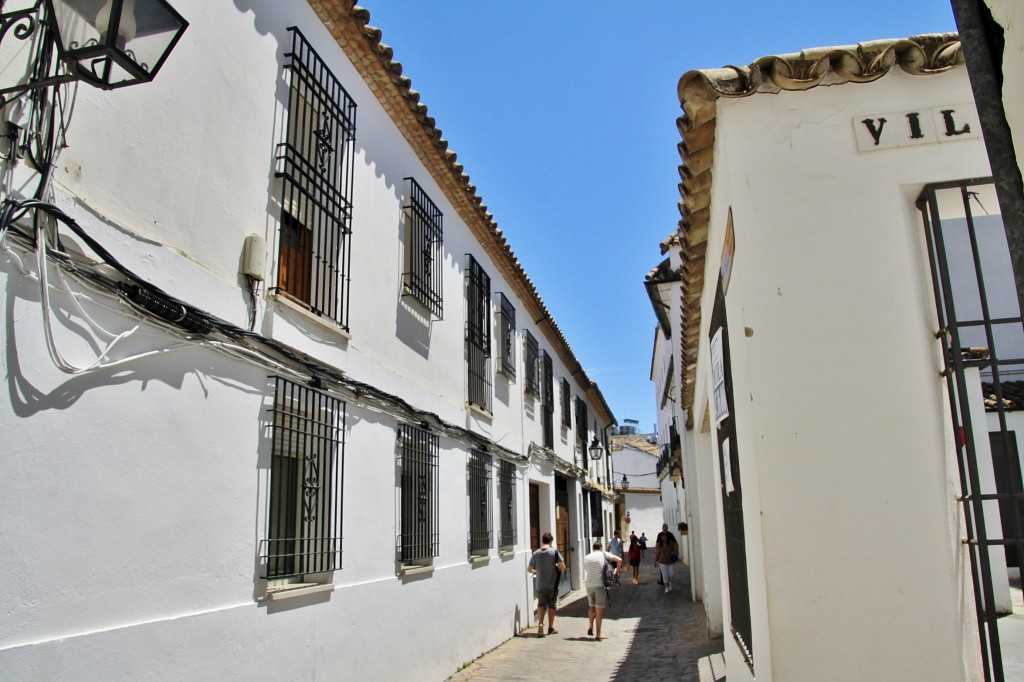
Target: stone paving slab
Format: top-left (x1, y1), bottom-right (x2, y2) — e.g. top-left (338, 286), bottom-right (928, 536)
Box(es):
top-left (448, 561), bottom-right (724, 682)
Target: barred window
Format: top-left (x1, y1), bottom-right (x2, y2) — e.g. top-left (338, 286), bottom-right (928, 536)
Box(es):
top-left (524, 330), bottom-right (539, 397)
top-left (560, 378), bottom-right (572, 428)
top-left (275, 27), bottom-right (357, 329)
top-left (541, 350), bottom-right (554, 449)
top-left (575, 396), bottom-right (589, 445)
top-left (398, 424), bottom-right (439, 564)
top-left (498, 460), bottom-right (517, 549)
top-left (263, 377), bottom-right (346, 580)
top-left (466, 256), bottom-right (492, 412)
top-left (468, 450), bottom-right (492, 557)
top-left (403, 178), bottom-right (444, 317)
top-left (497, 293), bottom-right (516, 378)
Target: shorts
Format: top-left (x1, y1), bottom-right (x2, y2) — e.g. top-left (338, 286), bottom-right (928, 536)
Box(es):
top-left (586, 586), bottom-right (609, 608)
top-left (536, 588), bottom-right (557, 609)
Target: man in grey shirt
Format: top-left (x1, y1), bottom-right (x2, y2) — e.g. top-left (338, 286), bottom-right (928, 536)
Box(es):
top-left (527, 532), bottom-right (566, 637)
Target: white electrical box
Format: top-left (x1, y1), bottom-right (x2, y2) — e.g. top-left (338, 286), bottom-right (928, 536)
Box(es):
top-left (241, 234), bottom-right (266, 281)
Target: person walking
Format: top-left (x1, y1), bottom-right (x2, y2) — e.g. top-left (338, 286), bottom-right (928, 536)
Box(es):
top-left (654, 523), bottom-right (679, 593)
top-left (627, 538), bottom-right (642, 584)
top-left (639, 532), bottom-right (648, 559)
top-left (583, 540), bottom-right (622, 641)
top-left (527, 532), bottom-right (566, 637)
top-left (607, 530), bottom-right (624, 585)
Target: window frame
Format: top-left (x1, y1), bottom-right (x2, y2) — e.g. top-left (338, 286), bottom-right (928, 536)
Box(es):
top-left (467, 449), bottom-right (493, 558)
top-left (524, 330), bottom-right (539, 397)
top-left (496, 292), bottom-right (516, 379)
top-left (466, 255), bottom-right (492, 412)
top-left (262, 377), bottom-right (346, 583)
top-left (398, 424), bottom-right (440, 566)
top-left (560, 377), bottom-right (572, 428)
top-left (274, 27), bottom-right (357, 330)
top-left (498, 459), bottom-right (517, 550)
top-left (402, 177), bottom-right (444, 318)
top-left (541, 350), bottom-right (554, 449)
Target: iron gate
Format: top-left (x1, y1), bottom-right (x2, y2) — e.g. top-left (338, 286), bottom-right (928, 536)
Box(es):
top-left (919, 177), bottom-right (1024, 682)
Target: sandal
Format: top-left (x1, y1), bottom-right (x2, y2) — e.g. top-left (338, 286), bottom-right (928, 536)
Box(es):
top-left (547, 628), bottom-right (558, 635)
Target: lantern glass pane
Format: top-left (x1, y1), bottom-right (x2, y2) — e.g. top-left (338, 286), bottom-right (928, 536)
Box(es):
top-left (121, 0), bottom-right (185, 75)
top-left (48, 0), bottom-right (104, 54)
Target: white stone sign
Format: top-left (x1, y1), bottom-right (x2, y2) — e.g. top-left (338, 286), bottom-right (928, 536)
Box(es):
top-left (853, 104), bottom-right (981, 152)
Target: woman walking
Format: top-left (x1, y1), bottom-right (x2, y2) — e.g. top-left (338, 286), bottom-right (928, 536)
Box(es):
top-left (627, 538), bottom-right (641, 584)
top-left (654, 523), bottom-right (679, 593)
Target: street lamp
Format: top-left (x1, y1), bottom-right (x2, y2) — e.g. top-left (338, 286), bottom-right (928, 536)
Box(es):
top-left (621, 474), bottom-right (629, 490)
top-left (588, 436), bottom-right (604, 461)
top-left (0, 0), bottom-right (188, 99)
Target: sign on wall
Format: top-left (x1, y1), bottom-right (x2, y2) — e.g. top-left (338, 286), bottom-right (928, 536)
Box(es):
top-left (711, 326), bottom-right (729, 426)
top-left (853, 104), bottom-right (981, 152)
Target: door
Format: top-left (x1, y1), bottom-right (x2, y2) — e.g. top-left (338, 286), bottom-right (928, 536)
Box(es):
top-left (555, 476), bottom-right (571, 597)
top-left (529, 482), bottom-right (540, 552)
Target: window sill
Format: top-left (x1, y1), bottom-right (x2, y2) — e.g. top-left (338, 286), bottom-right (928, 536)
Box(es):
top-left (399, 563), bottom-right (435, 577)
top-left (269, 292), bottom-right (352, 341)
top-left (265, 582), bottom-right (335, 601)
top-left (466, 403), bottom-right (493, 420)
top-left (499, 548), bottom-right (515, 557)
top-left (469, 554), bottom-right (490, 564)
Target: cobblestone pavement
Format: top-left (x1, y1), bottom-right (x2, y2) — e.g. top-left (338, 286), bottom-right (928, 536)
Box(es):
top-left (448, 561), bottom-right (725, 682)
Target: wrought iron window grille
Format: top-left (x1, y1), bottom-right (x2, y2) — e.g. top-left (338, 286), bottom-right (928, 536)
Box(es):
top-left (560, 377), bottom-right (572, 428)
top-left (575, 396), bottom-right (589, 446)
top-left (466, 255), bottom-right (492, 412)
top-left (402, 177), bottom-right (444, 318)
top-left (468, 449), bottom-right (492, 556)
top-left (274, 27), bottom-right (356, 329)
top-left (496, 292), bottom-right (516, 378)
top-left (261, 376), bottom-right (346, 580)
top-left (524, 330), bottom-right (539, 397)
top-left (498, 459), bottom-right (517, 548)
top-left (397, 424), bottom-right (440, 564)
top-left (541, 350), bottom-right (554, 449)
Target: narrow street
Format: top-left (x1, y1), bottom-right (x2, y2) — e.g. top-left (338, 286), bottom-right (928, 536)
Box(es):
top-left (448, 560), bottom-right (725, 682)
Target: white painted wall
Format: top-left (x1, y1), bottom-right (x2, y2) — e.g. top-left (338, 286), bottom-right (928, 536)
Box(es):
top-left (0, 2), bottom-right (614, 679)
top-left (690, 67), bottom-right (992, 681)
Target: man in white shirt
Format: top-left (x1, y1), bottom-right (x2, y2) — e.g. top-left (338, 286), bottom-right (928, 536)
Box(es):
top-left (583, 540), bottom-right (622, 640)
top-left (607, 530), bottom-right (624, 585)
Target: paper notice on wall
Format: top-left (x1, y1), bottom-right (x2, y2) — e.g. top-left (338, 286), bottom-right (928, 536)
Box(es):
top-left (722, 439), bottom-right (735, 495)
top-left (711, 327), bottom-right (729, 427)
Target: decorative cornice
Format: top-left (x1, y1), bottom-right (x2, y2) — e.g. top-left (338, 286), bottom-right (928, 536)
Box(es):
top-left (305, 1), bottom-right (615, 425)
top-left (672, 34), bottom-right (964, 422)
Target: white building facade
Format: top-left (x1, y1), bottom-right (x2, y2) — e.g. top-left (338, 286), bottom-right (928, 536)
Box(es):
top-left (656, 34), bottom-right (1020, 681)
top-left (0, 2), bottom-right (615, 680)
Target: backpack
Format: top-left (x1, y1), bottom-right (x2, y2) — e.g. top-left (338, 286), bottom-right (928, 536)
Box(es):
top-left (602, 556), bottom-right (616, 587)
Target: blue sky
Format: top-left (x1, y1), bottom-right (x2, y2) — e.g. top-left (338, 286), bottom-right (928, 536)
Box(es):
top-left (363, 1), bottom-right (959, 433)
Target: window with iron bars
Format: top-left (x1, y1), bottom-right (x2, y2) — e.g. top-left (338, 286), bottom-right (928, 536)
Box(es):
top-left (524, 330), bottom-right (539, 397)
top-left (466, 256), bottom-right (492, 412)
top-left (575, 396), bottom-right (589, 445)
top-left (274, 27), bottom-right (357, 329)
top-left (398, 424), bottom-right (439, 564)
top-left (262, 377), bottom-right (346, 580)
top-left (560, 378), bottom-right (572, 428)
top-left (541, 350), bottom-right (554, 449)
top-left (498, 459), bottom-right (517, 549)
top-left (403, 178), bottom-right (443, 318)
top-left (468, 449), bottom-right (492, 557)
top-left (496, 293), bottom-right (516, 378)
